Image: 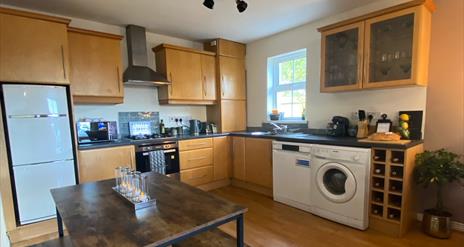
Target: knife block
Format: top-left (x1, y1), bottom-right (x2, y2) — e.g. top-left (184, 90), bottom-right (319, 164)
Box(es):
top-left (357, 120), bottom-right (369, 139)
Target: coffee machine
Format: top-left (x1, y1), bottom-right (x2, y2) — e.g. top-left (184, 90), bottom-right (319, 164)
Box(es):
top-left (327, 116), bottom-right (350, 137)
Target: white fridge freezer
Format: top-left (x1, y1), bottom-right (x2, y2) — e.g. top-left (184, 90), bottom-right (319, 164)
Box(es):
top-left (1, 84), bottom-right (77, 225)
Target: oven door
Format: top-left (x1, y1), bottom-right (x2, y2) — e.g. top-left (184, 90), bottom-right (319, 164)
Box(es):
top-left (136, 148), bottom-right (180, 175)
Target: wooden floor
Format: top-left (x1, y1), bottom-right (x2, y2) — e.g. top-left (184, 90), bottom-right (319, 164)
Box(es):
top-left (11, 185), bottom-right (464, 247)
top-left (212, 186), bottom-right (464, 247)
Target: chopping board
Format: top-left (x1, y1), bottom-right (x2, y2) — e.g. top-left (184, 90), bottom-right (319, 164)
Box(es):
top-left (358, 139), bottom-right (411, 145)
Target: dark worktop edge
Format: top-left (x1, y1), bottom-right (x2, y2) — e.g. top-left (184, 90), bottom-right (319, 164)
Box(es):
top-left (78, 132), bottom-right (423, 150)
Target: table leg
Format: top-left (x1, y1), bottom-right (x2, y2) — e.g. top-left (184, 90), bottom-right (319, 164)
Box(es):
top-left (56, 208), bottom-right (64, 238)
top-left (236, 214), bottom-right (244, 247)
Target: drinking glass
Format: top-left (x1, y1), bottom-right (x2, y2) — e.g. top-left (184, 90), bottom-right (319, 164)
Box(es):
top-left (131, 172), bottom-right (142, 202)
top-left (114, 167), bottom-right (123, 191)
top-left (120, 168), bottom-right (131, 196)
top-left (139, 174), bottom-right (149, 202)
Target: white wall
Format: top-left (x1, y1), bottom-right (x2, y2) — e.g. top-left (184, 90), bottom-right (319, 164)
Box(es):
top-left (67, 17), bottom-right (207, 122)
top-left (246, 0), bottom-right (427, 128)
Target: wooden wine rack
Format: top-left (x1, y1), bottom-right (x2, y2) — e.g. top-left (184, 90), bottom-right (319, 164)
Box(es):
top-left (368, 144), bottom-right (424, 237)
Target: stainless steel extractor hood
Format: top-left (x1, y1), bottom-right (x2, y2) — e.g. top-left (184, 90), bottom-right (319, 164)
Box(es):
top-left (123, 25), bottom-right (170, 86)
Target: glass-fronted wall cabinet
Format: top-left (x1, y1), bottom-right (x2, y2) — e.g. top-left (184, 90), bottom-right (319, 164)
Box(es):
top-left (321, 22), bottom-right (364, 92)
top-left (319, 3), bottom-right (433, 92)
top-left (364, 7), bottom-right (430, 88)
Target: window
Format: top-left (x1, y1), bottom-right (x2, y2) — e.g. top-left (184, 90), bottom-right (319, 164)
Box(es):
top-left (267, 49), bottom-right (307, 121)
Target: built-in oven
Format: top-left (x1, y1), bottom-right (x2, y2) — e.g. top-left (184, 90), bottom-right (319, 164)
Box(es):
top-left (134, 140), bottom-right (180, 176)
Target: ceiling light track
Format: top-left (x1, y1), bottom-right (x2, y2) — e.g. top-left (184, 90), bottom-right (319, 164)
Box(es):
top-left (203, 0), bottom-right (248, 13)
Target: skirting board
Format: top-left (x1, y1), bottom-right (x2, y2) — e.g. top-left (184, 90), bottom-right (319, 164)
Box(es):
top-left (417, 213), bottom-right (464, 232)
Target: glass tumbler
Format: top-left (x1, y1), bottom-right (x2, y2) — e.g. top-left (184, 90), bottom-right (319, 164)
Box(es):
top-left (139, 174), bottom-right (149, 202)
top-left (131, 172), bottom-right (142, 202)
top-left (114, 167), bottom-right (123, 191)
top-left (120, 168), bottom-right (130, 195)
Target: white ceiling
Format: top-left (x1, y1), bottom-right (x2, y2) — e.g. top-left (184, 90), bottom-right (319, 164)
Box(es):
top-left (1, 0), bottom-right (375, 43)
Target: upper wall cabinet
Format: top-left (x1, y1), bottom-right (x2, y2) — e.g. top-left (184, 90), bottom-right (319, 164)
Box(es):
top-left (0, 8), bottom-right (71, 84)
top-left (68, 28), bottom-right (124, 104)
top-left (319, 1), bottom-right (434, 92)
top-left (321, 22), bottom-right (365, 92)
top-left (153, 44), bottom-right (216, 105)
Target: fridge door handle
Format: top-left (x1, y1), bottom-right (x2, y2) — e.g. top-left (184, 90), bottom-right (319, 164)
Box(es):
top-left (13, 158), bottom-right (74, 167)
top-left (8, 114), bottom-right (67, 119)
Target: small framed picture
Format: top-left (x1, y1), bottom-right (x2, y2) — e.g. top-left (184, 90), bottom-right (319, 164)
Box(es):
top-left (376, 122), bottom-right (392, 133)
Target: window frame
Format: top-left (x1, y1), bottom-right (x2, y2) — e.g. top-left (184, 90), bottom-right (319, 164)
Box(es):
top-left (267, 49), bottom-right (307, 122)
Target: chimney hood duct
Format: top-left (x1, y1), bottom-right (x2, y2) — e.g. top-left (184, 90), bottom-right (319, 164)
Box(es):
top-left (123, 25), bottom-right (170, 86)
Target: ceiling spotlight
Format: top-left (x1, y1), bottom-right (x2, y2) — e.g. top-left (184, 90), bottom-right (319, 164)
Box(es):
top-left (203, 0), bottom-right (214, 9)
top-left (236, 0), bottom-right (248, 13)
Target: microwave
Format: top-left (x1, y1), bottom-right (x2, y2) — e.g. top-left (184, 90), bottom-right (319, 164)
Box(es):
top-left (77, 121), bottom-right (118, 144)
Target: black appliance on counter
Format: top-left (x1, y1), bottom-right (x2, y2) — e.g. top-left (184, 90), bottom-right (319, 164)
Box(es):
top-left (134, 139), bottom-right (180, 175)
top-left (327, 116), bottom-right (350, 137)
top-left (77, 121), bottom-right (118, 144)
top-left (200, 122), bottom-right (218, 134)
top-left (189, 119), bottom-right (201, 135)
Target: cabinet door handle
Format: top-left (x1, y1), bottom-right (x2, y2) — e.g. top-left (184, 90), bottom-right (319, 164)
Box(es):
top-left (116, 65), bottom-right (121, 92)
top-left (221, 75), bottom-right (225, 97)
top-left (169, 73), bottom-right (173, 96)
top-left (188, 156), bottom-right (208, 162)
top-left (203, 76), bottom-right (207, 97)
top-left (60, 45), bottom-right (66, 80)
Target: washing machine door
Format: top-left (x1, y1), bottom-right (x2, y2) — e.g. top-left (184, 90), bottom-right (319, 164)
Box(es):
top-left (316, 162), bottom-right (356, 203)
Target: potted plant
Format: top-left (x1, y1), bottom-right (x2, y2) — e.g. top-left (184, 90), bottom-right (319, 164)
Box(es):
top-left (414, 149), bottom-right (464, 238)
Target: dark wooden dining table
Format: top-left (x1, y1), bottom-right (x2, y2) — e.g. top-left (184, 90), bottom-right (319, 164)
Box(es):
top-left (50, 172), bottom-right (247, 247)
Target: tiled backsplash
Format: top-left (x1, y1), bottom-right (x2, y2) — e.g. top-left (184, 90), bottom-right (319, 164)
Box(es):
top-left (118, 112), bottom-right (160, 138)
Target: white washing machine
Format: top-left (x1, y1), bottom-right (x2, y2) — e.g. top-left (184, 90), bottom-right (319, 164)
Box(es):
top-left (310, 144), bottom-right (371, 230)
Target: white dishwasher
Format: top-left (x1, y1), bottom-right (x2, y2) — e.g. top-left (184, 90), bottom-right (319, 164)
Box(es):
top-left (272, 141), bottom-right (312, 212)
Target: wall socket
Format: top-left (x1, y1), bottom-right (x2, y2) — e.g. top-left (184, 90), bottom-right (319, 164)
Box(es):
top-left (160, 115), bottom-right (192, 128)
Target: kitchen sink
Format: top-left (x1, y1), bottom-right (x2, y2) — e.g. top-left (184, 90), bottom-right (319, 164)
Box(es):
top-left (249, 131), bottom-right (272, 136)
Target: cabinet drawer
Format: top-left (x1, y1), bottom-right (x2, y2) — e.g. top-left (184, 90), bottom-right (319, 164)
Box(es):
top-left (179, 138), bottom-right (213, 151)
top-left (180, 148), bottom-right (213, 170)
top-left (180, 166), bottom-right (213, 186)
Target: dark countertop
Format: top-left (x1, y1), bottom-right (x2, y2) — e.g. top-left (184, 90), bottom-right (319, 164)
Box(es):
top-left (78, 132), bottom-right (422, 150)
top-left (51, 172), bottom-right (247, 247)
top-left (77, 133), bottom-right (229, 150)
top-left (230, 132), bottom-right (423, 149)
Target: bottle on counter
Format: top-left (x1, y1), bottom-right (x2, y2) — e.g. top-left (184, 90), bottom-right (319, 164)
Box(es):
top-left (159, 119), bottom-right (165, 135)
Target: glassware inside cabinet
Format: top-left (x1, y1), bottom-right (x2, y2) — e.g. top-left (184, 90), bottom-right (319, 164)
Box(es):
top-left (324, 27), bottom-right (360, 88)
top-left (369, 13), bottom-right (414, 83)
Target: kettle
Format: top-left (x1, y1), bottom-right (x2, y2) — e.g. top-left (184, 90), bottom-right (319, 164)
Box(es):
top-left (189, 120), bottom-right (201, 135)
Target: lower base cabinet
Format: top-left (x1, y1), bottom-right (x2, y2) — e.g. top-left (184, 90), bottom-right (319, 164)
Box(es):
top-left (77, 145), bottom-right (135, 183)
top-left (179, 137), bottom-right (232, 187)
top-left (232, 137), bottom-right (273, 189)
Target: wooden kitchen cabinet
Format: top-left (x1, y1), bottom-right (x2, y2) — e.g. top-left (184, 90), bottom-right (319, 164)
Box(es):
top-left (369, 144), bottom-right (424, 237)
top-left (219, 56), bottom-right (246, 100)
top-left (201, 54), bottom-right (217, 101)
top-left (179, 148), bottom-right (213, 170)
top-left (179, 138), bottom-right (214, 186)
top-left (232, 137), bottom-right (246, 181)
top-left (319, 1), bottom-right (433, 92)
top-left (244, 138), bottom-right (273, 188)
top-left (213, 136), bottom-right (231, 181)
top-left (205, 38), bottom-right (246, 58)
top-left (68, 27), bottom-right (124, 104)
top-left (220, 100), bottom-right (247, 132)
top-left (0, 8), bottom-right (71, 84)
top-left (153, 44), bottom-right (216, 105)
top-left (363, 6), bottom-right (431, 89)
top-left (78, 145), bottom-right (135, 183)
top-left (320, 22), bottom-right (364, 92)
top-left (204, 39), bottom-right (247, 132)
